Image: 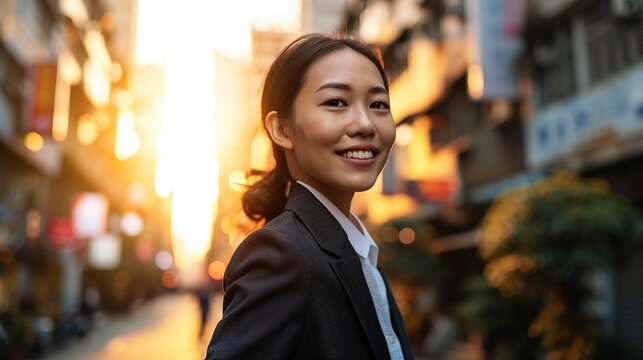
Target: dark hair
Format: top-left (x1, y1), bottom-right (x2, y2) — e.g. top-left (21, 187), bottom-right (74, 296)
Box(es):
top-left (242, 33), bottom-right (389, 222)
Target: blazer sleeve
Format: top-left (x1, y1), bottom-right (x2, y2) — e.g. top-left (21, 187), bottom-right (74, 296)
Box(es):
top-left (205, 227), bottom-right (310, 359)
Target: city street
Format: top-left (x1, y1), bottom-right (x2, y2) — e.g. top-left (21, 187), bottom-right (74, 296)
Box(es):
top-left (38, 291), bottom-right (480, 360)
top-left (42, 293), bottom-right (223, 360)
top-left (2, 1), bottom-right (643, 359)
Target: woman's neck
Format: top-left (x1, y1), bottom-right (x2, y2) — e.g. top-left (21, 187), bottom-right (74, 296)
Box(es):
top-left (296, 180), bottom-right (364, 234)
top-left (297, 180), bottom-right (354, 216)
top-left (324, 191), bottom-right (353, 218)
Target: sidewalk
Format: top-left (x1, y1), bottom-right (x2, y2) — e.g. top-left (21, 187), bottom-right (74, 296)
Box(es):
top-left (41, 292), bottom-right (223, 360)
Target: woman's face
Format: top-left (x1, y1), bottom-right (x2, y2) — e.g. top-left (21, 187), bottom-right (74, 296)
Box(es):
top-left (284, 48), bottom-right (396, 202)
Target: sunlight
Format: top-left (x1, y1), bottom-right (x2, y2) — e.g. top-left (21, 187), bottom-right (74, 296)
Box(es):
top-left (135, 0), bottom-right (252, 64)
top-left (162, 43), bottom-right (218, 269)
top-left (135, 0), bottom-right (301, 277)
top-left (134, 0), bottom-right (170, 66)
top-left (248, 0), bottom-right (301, 32)
top-left (170, 168), bottom-right (219, 267)
top-left (114, 110), bottom-right (140, 160)
top-left (142, 0), bottom-right (222, 271)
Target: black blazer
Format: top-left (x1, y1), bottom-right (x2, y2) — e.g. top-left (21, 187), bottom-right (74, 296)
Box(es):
top-left (205, 183), bottom-right (413, 359)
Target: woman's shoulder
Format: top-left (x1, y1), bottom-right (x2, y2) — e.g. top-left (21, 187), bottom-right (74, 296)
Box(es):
top-left (223, 211), bottom-right (316, 285)
top-left (262, 209), bottom-right (304, 235)
top-left (232, 210), bottom-right (313, 260)
top-left (255, 211), bottom-right (312, 249)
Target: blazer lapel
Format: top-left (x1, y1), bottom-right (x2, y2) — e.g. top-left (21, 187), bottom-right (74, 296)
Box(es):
top-left (330, 252), bottom-right (390, 360)
top-left (285, 184), bottom-right (390, 360)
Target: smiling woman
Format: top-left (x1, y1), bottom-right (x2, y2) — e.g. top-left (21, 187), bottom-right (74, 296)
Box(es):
top-left (264, 47), bottom-right (396, 216)
top-left (205, 34), bottom-right (412, 360)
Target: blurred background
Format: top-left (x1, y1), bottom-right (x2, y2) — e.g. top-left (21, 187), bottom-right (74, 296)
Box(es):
top-left (1, 0), bottom-right (643, 359)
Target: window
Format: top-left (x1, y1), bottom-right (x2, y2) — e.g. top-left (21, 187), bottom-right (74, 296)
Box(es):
top-left (0, 43), bottom-right (26, 137)
top-left (585, 9), bottom-right (643, 84)
top-left (429, 80), bottom-right (480, 148)
top-left (531, 23), bottom-right (577, 106)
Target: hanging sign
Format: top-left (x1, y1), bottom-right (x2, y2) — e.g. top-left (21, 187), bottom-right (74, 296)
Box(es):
top-left (46, 216), bottom-right (77, 248)
top-left (25, 64), bottom-right (57, 135)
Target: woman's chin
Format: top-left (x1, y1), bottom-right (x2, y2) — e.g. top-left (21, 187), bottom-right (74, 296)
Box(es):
top-left (344, 179), bottom-right (378, 193)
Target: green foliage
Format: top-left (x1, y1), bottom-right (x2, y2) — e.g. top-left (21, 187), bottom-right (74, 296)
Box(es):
top-left (476, 173), bottom-right (643, 358)
top-left (480, 173), bottom-right (643, 292)
top-left (457, 275), bottom-right (540, 359)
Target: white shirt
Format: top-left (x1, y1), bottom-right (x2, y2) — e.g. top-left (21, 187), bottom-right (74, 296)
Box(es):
top-left (297, 181), bottom-right (404, 360)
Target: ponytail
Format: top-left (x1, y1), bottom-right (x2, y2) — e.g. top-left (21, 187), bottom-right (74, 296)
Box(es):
top-left (241, 145), bottom-right (290, 222)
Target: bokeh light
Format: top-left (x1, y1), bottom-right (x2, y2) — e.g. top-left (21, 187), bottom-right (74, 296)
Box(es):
top-left (121, 211), bottom-right (144, 237)
top-left (24, 132), bottom-right (44, 152)
top-left (161, 271), bottom-right (178, 289)
top-left (155, 250), bottom-right (173, 271)
top-left (77, 114), bottom-right (98, 145)
top-left (208, 261), bottom-right (227, 281)
top-left (399, 227), bottom-right (416, 244)
top-left (381, 226), bottom-right (399, 243)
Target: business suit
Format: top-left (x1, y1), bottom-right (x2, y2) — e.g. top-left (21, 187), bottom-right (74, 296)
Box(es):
top-left (205, 183), bottom-right (413, 359)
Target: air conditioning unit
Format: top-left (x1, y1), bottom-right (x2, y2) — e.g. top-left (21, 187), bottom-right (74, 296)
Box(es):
top-left (611, 0), bottom-right (642, 18)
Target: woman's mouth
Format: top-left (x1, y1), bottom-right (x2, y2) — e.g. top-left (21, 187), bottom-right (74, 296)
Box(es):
top-left (339, 150), bottom-right (374, 159)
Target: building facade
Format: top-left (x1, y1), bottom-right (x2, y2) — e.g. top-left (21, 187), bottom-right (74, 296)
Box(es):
top-left (344, 0), bottom-right (643, 357)
top-left (0, 0), bottom-right (164, 355)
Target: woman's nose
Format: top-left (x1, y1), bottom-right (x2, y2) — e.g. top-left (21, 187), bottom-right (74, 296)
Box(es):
top-left (347, 106), bottom-right (376, 137)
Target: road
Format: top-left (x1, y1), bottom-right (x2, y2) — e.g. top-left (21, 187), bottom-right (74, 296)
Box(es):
top-left (42, 292), bottom-right (223, 360)
top-left (39, 291), bottom-right (478, 360)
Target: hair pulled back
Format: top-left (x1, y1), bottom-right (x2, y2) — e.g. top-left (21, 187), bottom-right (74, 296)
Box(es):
top-left (242, 33), bottom-right (389, 222)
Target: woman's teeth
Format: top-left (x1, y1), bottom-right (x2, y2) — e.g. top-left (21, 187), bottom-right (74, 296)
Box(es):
top-left (341, 150), bottom-right (374, 159)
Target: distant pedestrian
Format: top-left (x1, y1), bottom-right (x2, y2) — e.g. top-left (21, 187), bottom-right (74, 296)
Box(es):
top-left (205, 33), bottom-right (412, 359)
top-left (196, 286), bottom-right (211, 336)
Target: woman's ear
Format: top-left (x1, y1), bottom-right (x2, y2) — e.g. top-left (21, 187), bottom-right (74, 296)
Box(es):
top-left (265, 111), bottom-right (293, 150)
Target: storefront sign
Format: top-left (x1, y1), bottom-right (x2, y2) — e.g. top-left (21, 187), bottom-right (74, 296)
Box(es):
top-left (25, 64), bottom-right (57, 135)
top-left (527, 65), bottom-right (643, 168)
top-left (46, 216), bottom-right (77, 248)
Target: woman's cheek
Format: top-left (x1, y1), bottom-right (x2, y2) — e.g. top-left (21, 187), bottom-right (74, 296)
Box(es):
top-left (383, 121), bottom-right (397, 149)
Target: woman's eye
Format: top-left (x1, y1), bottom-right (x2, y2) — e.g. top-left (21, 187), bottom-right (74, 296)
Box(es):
top-left (370, 101), bottom-right (390, 110)
top-left (323, 99), bottom-right (347, 107)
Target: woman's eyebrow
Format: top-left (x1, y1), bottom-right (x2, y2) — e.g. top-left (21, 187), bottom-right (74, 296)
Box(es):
top-left (315, 82), bottom-right (388, 95)
top-left (316, 82), bottom-right (350, 92)
top-left (368, 86), bottom-right (388, 95)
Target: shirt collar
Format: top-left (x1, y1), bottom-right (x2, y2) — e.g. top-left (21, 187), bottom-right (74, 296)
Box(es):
top-left (297, 181), bottom-right (379, 267)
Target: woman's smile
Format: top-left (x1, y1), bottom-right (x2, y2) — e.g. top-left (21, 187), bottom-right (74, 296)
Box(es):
top-left (336, 145), bottom-right (380, 166)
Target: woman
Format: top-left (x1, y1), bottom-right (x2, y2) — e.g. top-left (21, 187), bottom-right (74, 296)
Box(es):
top-left (205, 33), bottom-right (413, 360)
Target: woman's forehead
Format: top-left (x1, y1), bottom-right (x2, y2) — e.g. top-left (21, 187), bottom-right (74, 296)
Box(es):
top-left (302, 48), bottom-right (386, 89)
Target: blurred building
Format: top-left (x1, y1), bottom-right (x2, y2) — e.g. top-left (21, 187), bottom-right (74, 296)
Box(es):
top-left (302, 0), bottom-right (350, 32)
top-left (0, 0), bottom-right (165, 352)
top-left (343, 0), bottom-right (643, 357)
top-left (525, 0), bottom-right (643, 355)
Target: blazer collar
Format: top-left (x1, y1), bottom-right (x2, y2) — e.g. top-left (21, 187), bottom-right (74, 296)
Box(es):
top-left (284, 182), bottom-right (350, 258)
top-left (285, 183), bottom-right (392, 360)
